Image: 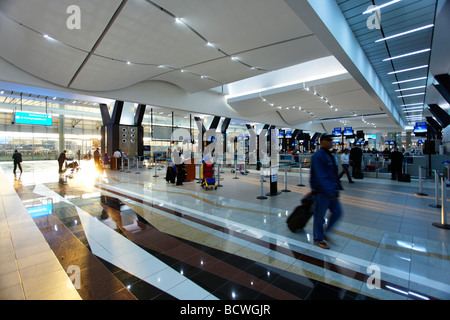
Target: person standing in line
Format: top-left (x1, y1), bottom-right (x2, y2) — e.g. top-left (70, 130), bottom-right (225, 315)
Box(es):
top-left (12, 149), bottom-right (23, 174)
top-left (350, 145), bottom-right (363, 178)
top-left (310, 133), bottom-right (343, 249)
top-left (338, 149), bottom-right (354, 183)
top-left (113, 149), bottom-right (122, 170)
top-left (390, 147), bottom-right (404, 180)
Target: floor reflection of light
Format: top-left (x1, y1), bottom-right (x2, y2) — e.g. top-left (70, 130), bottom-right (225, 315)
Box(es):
top-left (396, 240), bottom-right (427, 253)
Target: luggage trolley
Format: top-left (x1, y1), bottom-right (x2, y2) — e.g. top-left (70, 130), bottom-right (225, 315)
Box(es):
top-left (201, 162), bottom-right (217, 190)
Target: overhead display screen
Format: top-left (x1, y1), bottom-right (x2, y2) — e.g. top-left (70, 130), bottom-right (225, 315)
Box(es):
top-left (14, 111), bottom-right (53, 126)
top-left (414, 122), bottom-right (427, 133)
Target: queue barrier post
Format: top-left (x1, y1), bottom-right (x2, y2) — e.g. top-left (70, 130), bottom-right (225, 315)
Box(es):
top-left (281, 164), bottom-right (290, 192)
top-left (297, 162), bottom-right (305, 187)
top-left (415, 166), bottom-right (428, 196)
top-left (432, 175), bottom-right (450, 230)
top-left (257, 170), bottom-right (268, 200)
top-left (429, 170), bottom-right (441, 208)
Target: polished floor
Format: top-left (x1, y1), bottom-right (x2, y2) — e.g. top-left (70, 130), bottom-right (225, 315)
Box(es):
top-left (0, 159), bottom-right (449, 300)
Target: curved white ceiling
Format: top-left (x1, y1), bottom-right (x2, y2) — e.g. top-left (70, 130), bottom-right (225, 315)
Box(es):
top-left (0, 0), bottom-right (423, 133)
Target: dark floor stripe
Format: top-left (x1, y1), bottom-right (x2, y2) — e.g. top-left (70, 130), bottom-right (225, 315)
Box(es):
top-left (95, 184), bottom-right (438, 300)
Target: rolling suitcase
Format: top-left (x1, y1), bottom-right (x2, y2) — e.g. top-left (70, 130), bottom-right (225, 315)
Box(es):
top-left (286, 193), bottom-right (314, 232)
top-left (165, 165), bottom-right (176, 183)
top-left (398, 163), bottom-right (410, 182)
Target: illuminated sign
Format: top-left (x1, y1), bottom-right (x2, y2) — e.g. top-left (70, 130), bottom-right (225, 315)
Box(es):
top-left (14, 111), bottom-right (53, 126)
top-left (27, 203), bottom-right (53, 218)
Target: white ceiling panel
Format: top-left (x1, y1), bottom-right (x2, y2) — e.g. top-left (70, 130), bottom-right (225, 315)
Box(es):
top-left (69, 55), bottom-right (163, 91)
top-left (230, 35), bottom-right (331, 73)
top-left (0, 0), bottom-right (122, 52)
top-left (0, 12), bottom-right (88, 86)
top-left (152, 0), bottom-right (313, 53)
top-left (93, 0), bottom-right (223, 67)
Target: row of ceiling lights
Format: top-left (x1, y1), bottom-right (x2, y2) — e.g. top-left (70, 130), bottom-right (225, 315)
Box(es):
top-left (365, 0), bottom-right (434, 125)
top-left (258, 86), bottom-right (377, 129)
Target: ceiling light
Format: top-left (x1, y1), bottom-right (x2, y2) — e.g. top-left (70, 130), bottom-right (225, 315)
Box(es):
top-left (376, 24), bottom-right (434, 42)
top-left (395, 86), bottom-right (426, 92)
top-left (401, 103), bottom-right (423, 107)
top-left (174, 17), bottom-right (182, 23)
top-left (397, 93), bottom-right (426, 98)
top-left (73, 100), bottom-right (77, 103)
top-left (392, 77), bottom-right (427, 84)
top-left (231, 56), bottom-right (238, 61)
top-left (403, 106), bottom-right (424, 111)
top-left (0, 91), bottom-right (4, 94)
top-left (363, 0), bottom-right (401, 14)
top-left (383, 49), bottom-right (430, 61)
top-left (206, 42), bottom-right (214, 47)
top-left (388, 65), bottom-right (428, 75)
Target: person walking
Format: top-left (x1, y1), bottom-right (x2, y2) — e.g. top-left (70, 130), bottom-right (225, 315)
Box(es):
top-left (338, 149), bottom-right (354, 183)
top-left (310, 133), bottom-right (343, 249)
top-left (58, 150), bottom-right (68, 173)
top-left (94, 148), bottom-right (101, 168)
top-left (12, 149), bottom-right (23, 174)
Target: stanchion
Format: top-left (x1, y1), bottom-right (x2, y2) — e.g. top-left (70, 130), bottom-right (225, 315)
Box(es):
top-left (120, 157), bottom-right (124, 172)
top-left (126, 157), bottom-right (131, 173)
top-left (429, 170), bottom-right (441, 208)
top-left (257, 172), bottom-right (267, 199)
top-left (233, 159), bottom-right (239, 179)
top-left (432, 175), bottom-right (450, 229)
top-left (415, 166), bottom-right (427, 196)
top-left (281, 165), bottom-right (290, 192)
top-left (217, 163), bottom-right (223, 187)
top-left (153, 157), bottom-right (159, 177)
top-left (297, 162), bottom-right (305, 187)
top-left (197, 163), bottom-right (202, 183)
top-left (135, 157), bottom-right (141, 174)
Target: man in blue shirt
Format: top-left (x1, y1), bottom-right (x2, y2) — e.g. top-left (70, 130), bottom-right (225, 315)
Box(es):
top-left (310, 133), bottom-right (343, 249)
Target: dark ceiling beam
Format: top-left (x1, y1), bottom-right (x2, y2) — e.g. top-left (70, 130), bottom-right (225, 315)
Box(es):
top-left (67, 0), bottom-right (129, 88)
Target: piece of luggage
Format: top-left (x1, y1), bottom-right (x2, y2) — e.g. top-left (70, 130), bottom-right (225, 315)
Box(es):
top-left (398, 163), bottom-right (410, 182)
top-left (366, 164), bottom-right (376, 171)
top-left (286, 193), bottom-right (314, 232)
top-left (165, 165), bottom-right (176, 183)
top-left (353, 171), bottom-right (364, 179)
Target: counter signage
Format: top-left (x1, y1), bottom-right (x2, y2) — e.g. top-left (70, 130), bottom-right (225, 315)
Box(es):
top-left (14, 111), bottom-right (53, 126)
